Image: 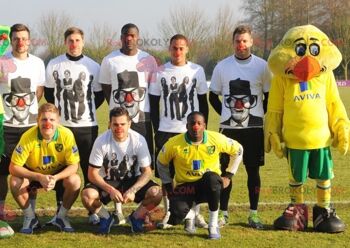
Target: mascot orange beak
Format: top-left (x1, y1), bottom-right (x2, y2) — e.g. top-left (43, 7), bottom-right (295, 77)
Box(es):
top-left (293, 56), bottom-right (321, 81)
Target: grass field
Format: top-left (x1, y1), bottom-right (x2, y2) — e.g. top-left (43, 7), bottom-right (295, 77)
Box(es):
top-left (1, 87), bottom-right (350, 248)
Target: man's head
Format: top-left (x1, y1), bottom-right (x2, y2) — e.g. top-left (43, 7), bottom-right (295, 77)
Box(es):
top-left (37, 103), bottom-right (60, 140)
top-left (232, 25), bottom-right (253, 59)
top-left (109, 107), bottom-right (131, 142)
top-left (169, 34), bottom-right (189, 66)
top-left (186, 111), bottom-right (206, 142)
top-left (64, 27), bottom-right (84, 57)
top-left (10, 24), bottom-right (30, 58)
top-left (120, 23), bottom-right (139, 55)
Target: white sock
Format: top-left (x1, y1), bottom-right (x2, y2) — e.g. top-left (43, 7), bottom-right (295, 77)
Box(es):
top-left (185, 207), bottom-right (195, 220)
top-left (209, 210), bottom-right (219, 228)
top-left (163, 196), bottom-right (169, 212)
top-left (250, 209), bottom-right (257, 215)
top-left (115, 202), bottom-right (122, 214)
top-left (57, 206), bottom-right (68, 218)
top-left (23, 205), bottom-right (35, 218)
top-left (97, 206), bottom-right (110, 219)
top-left (194, 204), bottom-right (201, 216)
top-left (222, 210), bottom-right (228, 217)
top-left (30, 199), bottom-right (36, 211)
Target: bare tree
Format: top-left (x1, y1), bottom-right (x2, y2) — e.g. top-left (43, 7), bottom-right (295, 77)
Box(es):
top-left (158, 3), bottom-right (210, 61)
top-left (84, 23), bottom-right (118, 64)
top-left (38, 11), bottom-right (73, 62)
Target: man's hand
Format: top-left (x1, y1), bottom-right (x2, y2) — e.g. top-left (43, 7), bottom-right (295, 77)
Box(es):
top-left (39, 174), bottom-right (56, 191)
top-left (109, 187), bottom-right (124, 203)
top-left (221, 177), bottom-right (231, 189)
top-left (122, 188), bottom-right (136, 203)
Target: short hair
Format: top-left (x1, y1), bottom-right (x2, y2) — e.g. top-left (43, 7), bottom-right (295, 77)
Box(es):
top-left (232, 25), bottom-right (252, 39)
top-left (121, 23), bottom-right (139, 35)
top-left (169, 34), bottom-right (189, 46)
top-left (38, 103), bottom-right (59, 119)
top-left (186, 111), bottom-right (205, 123)
top-left (10, 23), bottom-right (30, 40)
top-left (109, 107), bottom-right (131, 122)
top-left (64, 27), bottom-right (84, 40)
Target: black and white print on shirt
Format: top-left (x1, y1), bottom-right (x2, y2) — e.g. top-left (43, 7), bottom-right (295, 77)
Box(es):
top-left (102, 152), bottom-right (138, 182)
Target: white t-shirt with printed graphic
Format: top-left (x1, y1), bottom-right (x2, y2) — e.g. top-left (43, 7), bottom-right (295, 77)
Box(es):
top-left (0, 52), bottom-right (45, 127)
top-left (89, 128), bottom-right (151, 182)
top-left (99, 49), bottom-right (157, 123)
top-left (210, 54), bottom-right (271, 129)
top-left (45, 54), bottom-right (101, 127)
top-left (149, 61), bottom-right (208, 133)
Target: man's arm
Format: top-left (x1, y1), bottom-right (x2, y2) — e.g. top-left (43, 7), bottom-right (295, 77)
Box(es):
top-left (123, 165), bottom-right (152, 203)
top-left (53, 164), bottom-right (78, 181)
top-left (9, 162), bottom-right (53, 190)
top-left (209, 91), bottom-right (222, 115)
top-left (149, 94), bottom-right (160, 132)
top-left (198, 93), bottom-right (208, 124)
top-left (94, 90), bottom-right (105, 109)
top-left (88, 165), bottom-right (124, 202)
top-left (101, 84), bottom-right (111, 104)
top-left (36, 86), bottom-right (44, 102)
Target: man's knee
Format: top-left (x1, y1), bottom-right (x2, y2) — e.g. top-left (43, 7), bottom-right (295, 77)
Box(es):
top-left (63, 173), bottom-right (81, 191)
top-left (9, 176), bottom-right (27, 193)
top-left (168, 200), bottom-right (190, 225)
top-left (202, 171), bottom-right (222, 191)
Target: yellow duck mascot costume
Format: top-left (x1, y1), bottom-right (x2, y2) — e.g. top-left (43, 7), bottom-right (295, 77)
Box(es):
top-left (265, 25), bottom-right (349, 233)
top-left (0, 25), bottom-right (14, 239)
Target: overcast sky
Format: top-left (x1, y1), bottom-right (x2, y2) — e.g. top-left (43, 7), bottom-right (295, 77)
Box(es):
top-left (2, 0), bottom-right (243, 38)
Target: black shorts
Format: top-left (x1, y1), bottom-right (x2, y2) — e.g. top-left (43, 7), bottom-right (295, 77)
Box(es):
top-left (220, 128), bottom-right (264, 169)
top-left (0, 125), bottom-right (32, 175)
top-left (67, 125), bottom-right (98, 184)
top-left (154, 131), bottom-right (179, 178)
top-left (131, 121), bottom-right (154, 167)
top-left (27, 179), bottom-right (64, 196)
top-left (84, 178), bottom-right (158, 205)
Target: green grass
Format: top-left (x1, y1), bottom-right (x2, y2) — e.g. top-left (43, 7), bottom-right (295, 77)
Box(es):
top-left (1, 87), bottom-right (350, 247)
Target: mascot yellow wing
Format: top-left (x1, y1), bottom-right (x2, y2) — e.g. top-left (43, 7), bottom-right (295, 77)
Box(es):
top-left (265, 25), bottom-right (350, 156)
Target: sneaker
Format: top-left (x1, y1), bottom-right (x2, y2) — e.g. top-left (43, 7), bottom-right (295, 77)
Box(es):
top-left (195, 214), bottom-right (208, 228)
top-left (128, 212), bottom-right (144, 233)
top-left (218, 211), bottom-right (229, 228)
top-left (184, 218), bottom-right (196, 234)
top-left (53, 216), bottom-right (75, 232)
top-left (88, 213), bottom-right (100, 225)
top-left (113, 212), bottom-right (126, 225)
top-left (208, 226), bottom-right (221, 240)
top-left (313, 205), bottom-right (345, 233)
top-left (98, 214), bottom-right (115, 234)
top-left (248, 212), bottom-right (264, 229)
top-left (156, 211), bottom-right (173, 229)
top-left (20, 216), bottom-right (40, 234)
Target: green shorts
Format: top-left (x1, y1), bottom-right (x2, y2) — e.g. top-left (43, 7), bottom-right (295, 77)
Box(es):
top-left (287, 147), bottom-right (334, 183)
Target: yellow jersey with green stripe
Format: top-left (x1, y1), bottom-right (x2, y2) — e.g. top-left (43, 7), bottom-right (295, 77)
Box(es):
top-left (158, 130), bottom-right (242, 184)
top-left (11, 125), bottom-right (80, 175)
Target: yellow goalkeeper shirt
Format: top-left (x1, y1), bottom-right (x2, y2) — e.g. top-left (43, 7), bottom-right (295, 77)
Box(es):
top-left (11, 125), bottom-right (80, 175)
top-left (158, 130), bottom-right (242, 184)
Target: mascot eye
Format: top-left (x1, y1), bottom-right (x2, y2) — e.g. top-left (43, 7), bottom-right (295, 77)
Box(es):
top-left (309, 43), bottom-right (320, 56)
top-left (295, 44), bottom-right (307, 56)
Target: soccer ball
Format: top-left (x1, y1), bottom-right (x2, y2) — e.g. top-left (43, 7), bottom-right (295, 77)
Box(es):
top-left (0, 220), bottom-right (14, 238)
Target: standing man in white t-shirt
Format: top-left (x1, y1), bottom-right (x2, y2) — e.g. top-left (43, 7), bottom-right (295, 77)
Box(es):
top-left (149, 34), bottom-right (209, 229)
top-left (81, 107), bottom-right (161, 234)
top-left (45, 27), bottom-right (104, 225)
top-left (0, 24), bottom-right (45, 221)
top-left (209, 25), bottom-right (271, 229)
top-left (99, 23), bottom-right (157, 222)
